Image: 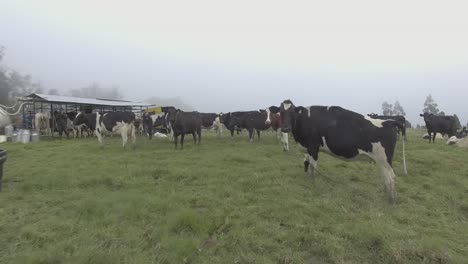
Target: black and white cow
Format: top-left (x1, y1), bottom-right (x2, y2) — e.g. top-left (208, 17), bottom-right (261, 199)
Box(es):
top-left (367, 114), bottom-right (407, 140)
top-left (160, 107), bottom-right (177, 141)
top-left (200, 113), bottom-right (224, 137)
top-left (279, 100), bottom-right (406, 204)
top-left (219, 111), bottom-right (252, 139)
top-left (230, 110), bottom-right (272, 142)
top-left (74, 111), bottom-right (136, 147)
top-left (420, 113), bottom-right (458, 143)
top-left (142, 112), bottom-right (167, 139)
top-left (166, 109), bottom-right (202, 149)
top-left (267, 106), bottom-right (289, 151)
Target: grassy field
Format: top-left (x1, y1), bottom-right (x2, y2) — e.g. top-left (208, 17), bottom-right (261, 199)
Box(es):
top-left (0, 129), bottom-right (467, 263)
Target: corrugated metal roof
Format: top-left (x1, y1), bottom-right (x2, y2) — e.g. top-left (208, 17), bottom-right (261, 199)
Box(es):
top-left (23, 93), bottom-right (152, 107)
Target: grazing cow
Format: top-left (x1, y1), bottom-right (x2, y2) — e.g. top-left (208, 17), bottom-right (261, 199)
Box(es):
top-left (219, 111), bottom-right (252, 139)
top-left (74, 111), bottom-right (136, 147)
top-left (166, 109), bottom-right (202, 149)
top-left (142, 112), bottom-right (166, 140)
top-left (64, 111), bottom-right (86, 138)
top-left (367, 114), bottom-right (407, 140)
top-left (161, 107), bottom-right (177, 141)
top-left (230, 110), bottom-right (271, 142)
top-left (267, 106), bottom-right (289, 151)
top-left (34, 112), bottom-right (51, 136)
top-left (200, 113), bottom-right (224, 137)
top-left (153, 115), bottom-right (169, 134)
top-left (420, 113), bottom-right (458, 143)
top-left (278, 100), bottom-right (406, 204)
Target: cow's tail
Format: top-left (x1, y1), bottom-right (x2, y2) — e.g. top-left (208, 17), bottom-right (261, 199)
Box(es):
top-left (384, 120), bottom-right (407, 175)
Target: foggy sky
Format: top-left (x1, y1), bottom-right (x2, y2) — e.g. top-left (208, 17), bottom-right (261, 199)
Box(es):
top-left (1, 0), bottom-right (467, 125)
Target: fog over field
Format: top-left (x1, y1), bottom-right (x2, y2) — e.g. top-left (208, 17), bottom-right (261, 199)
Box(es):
top-left (1, 0), bottom-right (467, 125)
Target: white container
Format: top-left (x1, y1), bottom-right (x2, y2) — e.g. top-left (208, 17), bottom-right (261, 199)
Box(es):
top-left (21, 129), bottom-right (31, 144)
top-left (31, 130), bottom-right (40, 142)
top-left (16, 130), bottom-right (22, 142)
top-left (5, 125), bottom-right (14, 137)
top-left (0, 135), bottom-right (6, 143)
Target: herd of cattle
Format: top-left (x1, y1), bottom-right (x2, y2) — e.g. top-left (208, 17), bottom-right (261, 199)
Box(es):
top-left (29, 100), bottom-right (466, 204)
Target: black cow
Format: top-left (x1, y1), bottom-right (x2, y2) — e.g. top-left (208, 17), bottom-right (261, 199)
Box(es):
top-left (231, 110), bottom-right (271, 142)
top-left (142, 113), bottom-right (153, 139)
top-left (55, 112), bottom-right (70, 138)
top-left (277, 100), bottom-right (405, 204)
top-left (368, 114), bottom-right (406, 140)
top-left (200, 113), bottom-right (223, 137)
top-left (420, 113), bottom-right (458, 143)
top-left (166, 109), bottom-right (202, 149)
top-left (74, 111), bottom-right (136, 147)
top-left (219, 111), bottom-right (251, 138)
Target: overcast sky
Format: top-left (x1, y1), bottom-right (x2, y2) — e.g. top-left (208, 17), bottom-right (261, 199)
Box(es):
top-left (1, 0), bottom-right (467, 125)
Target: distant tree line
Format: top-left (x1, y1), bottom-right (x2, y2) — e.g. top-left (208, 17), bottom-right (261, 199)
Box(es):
top-left (0, 47), bottom-right (44, 105)
top-left (382, 94), bottom-right (463, 129)
top-left (1, 46), bottom-right (195, 108)
top-left (0, 46), bottom-right (123, 103)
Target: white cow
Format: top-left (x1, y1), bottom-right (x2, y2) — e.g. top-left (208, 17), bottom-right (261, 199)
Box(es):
top-left (34, 112), bottom-right (51, 136)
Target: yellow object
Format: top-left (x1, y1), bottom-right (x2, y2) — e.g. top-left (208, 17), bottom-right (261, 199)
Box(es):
top-left (144, 107), bottom-right (162, 114)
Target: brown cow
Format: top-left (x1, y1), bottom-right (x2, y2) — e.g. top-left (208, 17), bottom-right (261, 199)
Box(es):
top-left (266, 106), bottom-right (289, 151)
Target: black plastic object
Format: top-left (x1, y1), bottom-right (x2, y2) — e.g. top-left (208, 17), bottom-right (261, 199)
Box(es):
top-left (0, 149), bottom-right (6, 191)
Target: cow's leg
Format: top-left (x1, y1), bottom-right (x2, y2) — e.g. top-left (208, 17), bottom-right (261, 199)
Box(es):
top-left (369, 144), bottom-right (397, 205)
top-left (248, 128), bottom-right (254, 143)
top-left (377, 161), bottom-right (397, 205)
top-left (174, 134), bottom-right (179, 149)
top-left (281, 132), bottom-right (289, 152)
top-left (181, 134), bottom-right (185, 150)
top-left (95, 129), bottom-right (104, 146)
top-left (120, 125), bottom-right (129, 148)
top-left (230, 128), bottom-right (235, 139)
top-left (256, 130), bottom-right (261, 141)
top-left (130, 124), bottom-right (136, 147)
top-left (432, 132), bottom-right (436, 143)
top-left (304, 147), bottom-right (319, 176)
top-left (197, 128), bottom-right (202, 144)
top-left (192, 132), bottom-right (197, 143)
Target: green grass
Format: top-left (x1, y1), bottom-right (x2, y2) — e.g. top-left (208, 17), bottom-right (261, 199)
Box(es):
top-left (0, 129), bottom-right (467, 263)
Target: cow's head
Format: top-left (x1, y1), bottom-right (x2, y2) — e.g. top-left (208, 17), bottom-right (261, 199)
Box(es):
top-left (420, 112), bottom-right (435, 123)
top-left (279, 100), bottom-right (297, 133)
top-left (73, 112), bottom-right (87, 126)
top-left (165, 108), bottom-right (178, 124)
top-left (263, 106), bottom-right (279, 125)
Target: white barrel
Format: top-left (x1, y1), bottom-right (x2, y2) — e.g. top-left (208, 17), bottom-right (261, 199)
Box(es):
top-left (21, 129), bottom-right (31, 144)
top-left (16, 130), bottom-right (22, 142)
top-left (5, 125), bottom-right (14, 137)
top-left (31, 130), bottom-right (40, 142)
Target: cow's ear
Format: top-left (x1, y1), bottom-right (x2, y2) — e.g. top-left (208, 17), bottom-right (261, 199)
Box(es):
top-left (269, 106), bottom-right (280, 113)
top-left (419, 114), bottom-right (424, 117)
